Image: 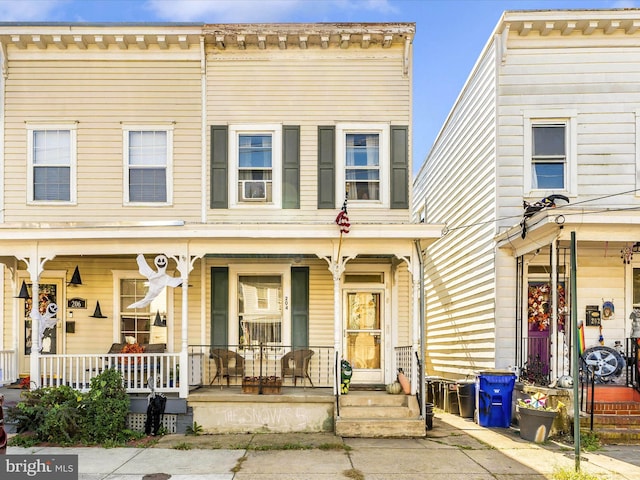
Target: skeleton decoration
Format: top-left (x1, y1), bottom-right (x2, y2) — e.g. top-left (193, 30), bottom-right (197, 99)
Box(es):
top-left (32, 302), bottom-right (58, 351)
top-left (127, 254), bottom-right (182, 309)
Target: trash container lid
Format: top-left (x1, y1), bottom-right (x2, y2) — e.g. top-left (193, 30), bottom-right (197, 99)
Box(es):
top-left (456, 379), bottom-right (475, 384)
top-left (476, 369), bottom-right (515, 376)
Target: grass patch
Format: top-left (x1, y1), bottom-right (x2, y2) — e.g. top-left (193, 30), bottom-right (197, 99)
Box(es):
top-left (249, 442), bottom-right (313, 451)
top-left (231, 456), bottom-right (247, 474)
top-left (343, 468), bottom-right (365, 480)
top-left (580, 431), bottom-right (601, 452)
top-left (319, 442), bottom-right (351, 451)
top-left (173, 442), bottom-right (193, 450)
top-left (551, 467), bottom-right (605, 480)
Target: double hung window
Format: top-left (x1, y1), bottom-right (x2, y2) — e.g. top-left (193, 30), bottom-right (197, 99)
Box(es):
top-left (124, 127), bottom-right (172, 204)
top-left (336, 124), bottom-right (389, 206)
top-left (27, 125), bottom-right (76, 203)
top-left (524, 111), bottom-right (576, 196)
top-left (229, 125), bottom-right (282, 207)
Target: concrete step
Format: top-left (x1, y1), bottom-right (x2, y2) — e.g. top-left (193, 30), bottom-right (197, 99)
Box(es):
top-left (339, 405), bottom-right (416, 419)
top-left (339, 393), bottom-right (411, 408)
top-left (336, 393), bottom-right (424, 437)
top-left (335, 418), bottom-right (426, 438)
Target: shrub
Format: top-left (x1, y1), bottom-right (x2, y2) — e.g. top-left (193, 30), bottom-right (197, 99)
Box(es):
top-left (9, 385), bottom-right (85, 444)
top-left (9, 368), bottom-right (133, 446)
top-left (83, 368), bottom-right (130, 443)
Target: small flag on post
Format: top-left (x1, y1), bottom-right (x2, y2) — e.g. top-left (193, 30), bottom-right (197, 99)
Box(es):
top-left (335, 195), bottom-right (350, 234)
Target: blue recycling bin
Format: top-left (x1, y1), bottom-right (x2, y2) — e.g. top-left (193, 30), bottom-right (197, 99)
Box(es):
top-left (476, 371), bottom-right (516, 428)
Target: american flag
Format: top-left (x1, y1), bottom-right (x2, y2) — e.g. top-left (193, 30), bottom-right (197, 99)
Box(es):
top-left (335, 196), bottom-right (350, 234)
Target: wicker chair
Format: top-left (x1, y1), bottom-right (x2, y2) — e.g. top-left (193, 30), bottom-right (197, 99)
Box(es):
top-left (209, 348), bottom-right (245, 386)
top-left (281, 349), bottom-right (315, 386)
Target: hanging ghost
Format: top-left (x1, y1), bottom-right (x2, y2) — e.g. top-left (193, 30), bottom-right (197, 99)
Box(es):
top-left (32, 302), bottom-right (58, 351)
top-left (127, 254), bottom-right (182, 309)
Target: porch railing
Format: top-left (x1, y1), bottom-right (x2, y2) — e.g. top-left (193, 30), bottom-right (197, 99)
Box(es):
top-left (39, 352), bottom-right (180, 394)
top-left (626, 337), bottom-right (640, 393)
top-left (518, 336), bottom-right (551, 386)
top-left (0, 350), bottom-right (17, 386)
top-left (187, 344), bottom-right (335, 388)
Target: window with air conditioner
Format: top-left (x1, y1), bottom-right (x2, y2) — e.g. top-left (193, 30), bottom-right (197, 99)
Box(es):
top-left (229, 125), bottom-right (282, 207)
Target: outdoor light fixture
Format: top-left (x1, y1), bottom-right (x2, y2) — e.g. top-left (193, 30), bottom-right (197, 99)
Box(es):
top-left (68, 266), bottom-right (83, 286)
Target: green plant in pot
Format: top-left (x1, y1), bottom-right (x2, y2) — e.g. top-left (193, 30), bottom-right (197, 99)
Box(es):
top-left (517, 392), bottom-right (564, 443)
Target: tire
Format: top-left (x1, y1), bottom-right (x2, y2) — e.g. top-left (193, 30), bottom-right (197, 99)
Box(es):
top-left (581, 346), bottom-right (625, 383)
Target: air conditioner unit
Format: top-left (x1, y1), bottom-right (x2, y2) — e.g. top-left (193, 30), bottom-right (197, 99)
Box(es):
top-left (241, 180), bottom-right (267, 201)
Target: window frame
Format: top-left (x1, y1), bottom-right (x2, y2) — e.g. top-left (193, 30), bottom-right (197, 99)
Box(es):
top-left (336, 123), bottom-right (390, 208)
top-left (122, 125), bottom-right (174, 206)
top-left (228, 124), bottom-right (282, 209)
top-left (523, 111), bottom-right (577, 197)
top-left (26, 123), bottom-right (77, 205)
top-left (112, 268), bottom-right (174, 348)
top-left (228, 264), bottom-right (291, 347)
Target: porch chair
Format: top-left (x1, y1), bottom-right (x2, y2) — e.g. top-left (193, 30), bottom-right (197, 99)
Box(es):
top-left (209, 348), bottom-right (245, 386)
top-left (280, 349), bottom-right (315, 387)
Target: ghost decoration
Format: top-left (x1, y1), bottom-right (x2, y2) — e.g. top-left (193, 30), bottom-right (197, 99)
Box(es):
top-left (32, 302), bottom-right (58, 352)
top-left (127, 254), bottom-right (182, 309)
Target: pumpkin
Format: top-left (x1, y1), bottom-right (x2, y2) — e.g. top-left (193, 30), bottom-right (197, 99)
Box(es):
top-left (386, 382), bottom-right (403, 394)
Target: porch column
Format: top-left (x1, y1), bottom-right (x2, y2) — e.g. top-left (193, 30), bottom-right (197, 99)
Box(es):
top-left (172, 252), bottom-right (200, 399)
top-left (322, 252), bottom-right (354, 395)
top-left (20, 253), bottom-right (52, 390)
top-left (551, 238), bottom-right (558, 382)
top-left (409, 251), bottom-right (421, 396)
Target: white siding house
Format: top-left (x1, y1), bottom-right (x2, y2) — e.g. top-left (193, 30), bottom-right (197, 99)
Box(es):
top-left (415, 8), bottom-right (640, 388)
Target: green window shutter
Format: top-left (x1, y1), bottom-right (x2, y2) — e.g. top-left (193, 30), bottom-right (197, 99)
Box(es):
top-left (390, 126), bottom-right (409, 209)
top-left (210, 125), bottom-right (228, 209)
top-left (291, 267), bottom-right (309, 349)
top-left (282, 125), bottom-right (300, 209)
top-left (317, 126), bottom-right (335, 209)
top-left (210, 267), bottom-right (229, 347)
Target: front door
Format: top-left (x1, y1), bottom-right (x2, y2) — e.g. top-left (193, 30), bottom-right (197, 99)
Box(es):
top-left (20, 281), bottom-right (62, 373)
top-left (344, 290), bottom-right (384, 384)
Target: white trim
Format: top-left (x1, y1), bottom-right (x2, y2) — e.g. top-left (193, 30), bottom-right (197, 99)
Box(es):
top-left (523, 110), bottom-right (577, 197)
top-left (335, 122), bottom-right (390, 208)
top-left (228, 124), bottom-right (282, 209)
top-left (122, 125), bottom-right (174, 206)
top-left (635, 110), bottom-right (640, 197)
top-left (228, 264), bottom-right (291, 347)
top-left (26, 123), bottom-right (78, 205)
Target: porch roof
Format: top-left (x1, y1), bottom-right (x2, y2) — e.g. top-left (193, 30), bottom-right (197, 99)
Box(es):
top-left (495, 208), bottom-right (640, 257)
top-left (0, 221), bottom-right (444, 259)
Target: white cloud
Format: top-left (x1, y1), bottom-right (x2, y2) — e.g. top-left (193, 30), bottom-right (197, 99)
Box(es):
top-left (0, 0), bottom-right (69, 22)
top-left (145, 0), bottom-right (398, 23)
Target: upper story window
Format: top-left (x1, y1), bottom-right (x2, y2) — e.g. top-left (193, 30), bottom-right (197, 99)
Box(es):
top-left (524, 111), bottom-right (577, 196)
top-left (336, 124), bottom-right (389, 207)
top-left (123, 127), bottom-right (173, 205)
top-left (27, 124), bottom-right (77, 204)
top-left (532, 124), bottom-right (565, 189)
top-left (229, 125), bottom-right (282, 207)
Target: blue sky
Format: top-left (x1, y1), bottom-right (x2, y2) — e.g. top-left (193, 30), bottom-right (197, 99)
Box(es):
top-left (0, 0), bottom-right (634, 173)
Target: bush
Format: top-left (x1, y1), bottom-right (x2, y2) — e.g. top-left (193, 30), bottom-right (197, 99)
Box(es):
top-left (9, 385), bottom-right (84, 444)
top-left (8, 369), bottom-right (133, 446)
top-left (83, 369), bottom-right (131, 443)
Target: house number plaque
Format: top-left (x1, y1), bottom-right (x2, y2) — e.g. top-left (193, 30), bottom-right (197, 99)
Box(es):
top-left (67, 297), bottom-right (87, 309)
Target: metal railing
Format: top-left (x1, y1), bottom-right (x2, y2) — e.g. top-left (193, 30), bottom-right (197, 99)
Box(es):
top-left (626, 337), bottom-right (639, 393)
top-left (187, 344), bottom-right (335, 388)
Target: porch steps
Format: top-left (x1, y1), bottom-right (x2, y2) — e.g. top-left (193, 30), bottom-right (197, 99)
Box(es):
top-left (335, 392), bottom-right (425, 438)
top-left (579, 386), bottom-right (640, 445)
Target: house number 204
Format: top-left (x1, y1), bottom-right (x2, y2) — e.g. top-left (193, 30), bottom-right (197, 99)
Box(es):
top-left (284, 296), bottom-right (289, 310)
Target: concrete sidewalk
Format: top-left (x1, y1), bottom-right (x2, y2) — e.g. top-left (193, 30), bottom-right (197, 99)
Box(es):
top-left (5, 411), bottom-right (640, 479)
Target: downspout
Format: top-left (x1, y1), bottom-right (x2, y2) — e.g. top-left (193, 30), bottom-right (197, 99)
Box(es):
top-left (414, 239), bottom-right (425, 421)
top-left (200, 35), bottom-right (207, 223)
top-left (0, 39), bottom-right (6, 224)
